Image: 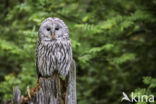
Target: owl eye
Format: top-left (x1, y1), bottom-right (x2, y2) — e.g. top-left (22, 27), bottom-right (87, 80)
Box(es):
top-left (55, 27), bottom-right (59, 30)
top-left (47, 28), bottom-right (50, 31)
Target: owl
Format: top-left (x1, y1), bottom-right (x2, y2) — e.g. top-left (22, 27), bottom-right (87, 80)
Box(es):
top-left (36, 17), bottom-right (76, 104)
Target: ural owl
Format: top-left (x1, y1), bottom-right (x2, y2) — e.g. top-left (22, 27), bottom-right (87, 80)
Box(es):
top-left (36, 17), bottom-right (76, 104)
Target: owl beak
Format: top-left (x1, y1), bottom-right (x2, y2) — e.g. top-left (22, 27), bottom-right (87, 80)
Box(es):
top-left (51, 32), bottom-right (55, 39)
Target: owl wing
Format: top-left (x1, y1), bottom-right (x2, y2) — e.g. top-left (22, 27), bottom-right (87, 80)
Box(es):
top-left (66, 59), bottom-right (77, 104)
top-left (36, 40), bottom-right (40, 78)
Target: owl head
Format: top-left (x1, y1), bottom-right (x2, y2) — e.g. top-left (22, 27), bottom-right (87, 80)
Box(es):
top-left (38, 17), bottom-right (69, 41)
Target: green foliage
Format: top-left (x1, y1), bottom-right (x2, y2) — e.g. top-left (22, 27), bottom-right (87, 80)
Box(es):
top-left (0, 0), bottom-right (156, 104)
top-left (131, 77), bottom-right (156, 104)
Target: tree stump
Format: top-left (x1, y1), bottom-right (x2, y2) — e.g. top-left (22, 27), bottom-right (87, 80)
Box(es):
top-left (12, 61), bottom-right (76, 104)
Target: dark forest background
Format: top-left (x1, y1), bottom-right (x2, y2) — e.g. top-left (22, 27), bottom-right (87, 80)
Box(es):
top-left (0, 0), bottom-right (156, 104)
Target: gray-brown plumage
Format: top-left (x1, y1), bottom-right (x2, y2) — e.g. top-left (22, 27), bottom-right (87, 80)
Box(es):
top-left (34, 17), bottom-right (76, 104)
